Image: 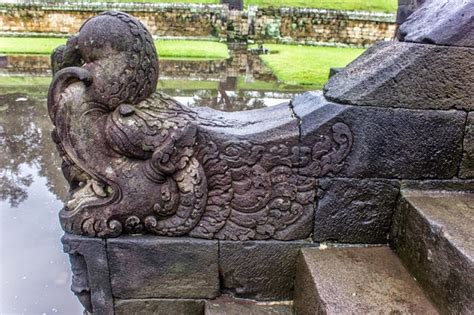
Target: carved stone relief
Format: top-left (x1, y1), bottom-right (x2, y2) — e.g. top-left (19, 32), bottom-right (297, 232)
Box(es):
top-left (48, 11), bottom-right (353, 240)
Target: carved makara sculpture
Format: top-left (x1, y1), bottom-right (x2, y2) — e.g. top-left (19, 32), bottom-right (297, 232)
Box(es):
top-left (48, 11), bottom-right (353, 241)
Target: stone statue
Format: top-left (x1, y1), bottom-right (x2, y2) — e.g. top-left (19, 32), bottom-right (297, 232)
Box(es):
top-left (48, 11), bottom-right (353, 240)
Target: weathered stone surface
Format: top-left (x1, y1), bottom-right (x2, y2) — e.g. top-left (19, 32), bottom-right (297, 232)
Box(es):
top-left (314, 178), bottom-right (400, 244)
top-left (205, 296), bottom-right (293, 315)
top-left (115, 299), bottom-right (205, 315)
top-left (219, 240), bottom-right (314, 300)
top-left (294, 247), bottom-right (438, 314)
top-left (396, 0), bottom-right (425, 25)
top-left (398, 0), bottom-right (474, 47)
top-left (461, 112), bottom-right (474, 179)
top-left (48, 10), bottom-right (329, 241)
top-left (107, 236), bottom-right (219, 299)
top-left (62, 234), bottom-right (114, 315)
top-left (391, 190), bottom-right (474, 314)
top-left (323, 41), bottom-right (474, 110)
top-left (401, 179), bottom-right (474, 192)
top-left (294, 92), bottom-right (466, 179)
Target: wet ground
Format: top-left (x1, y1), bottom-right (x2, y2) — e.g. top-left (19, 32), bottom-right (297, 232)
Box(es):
top-left (0, 79), bottom-right (313, 314)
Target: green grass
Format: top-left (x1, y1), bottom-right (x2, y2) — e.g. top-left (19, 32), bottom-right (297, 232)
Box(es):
top-left (49, 0), bottom-right (396, 12)
top-left (0, 37), bottom-right (67, 55)
top-left (0, 37), bottom-right (229, 60)
top-left (247, 0), bottom-right (397, 12)
top-left (254, 44), bottom-right (365, 87)
top-left (155, 40), bottom-right (229, 60)
top-left (0, 76), bottom-right (52, 86)
top-left (94, 0), bottom-right (219, 3)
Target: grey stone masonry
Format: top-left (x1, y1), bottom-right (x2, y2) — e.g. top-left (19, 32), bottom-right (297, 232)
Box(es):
top-left (219, 241), bottom-right (315, 300)
top-left (324, 41), bottom-right (474, 111)
top-left (398, 0), bottom-right (474, 47)
top-left (461, 112), bottom-right (474, 179)
top-left (391, 190), bottom-right (474, 314)
top-left (294, 247), bottom-right (438, 314)
top-left (115, 299), bottom-right (205, 315)
top-left (293, 92), bottom-right (466, 180)
top-left (314, 178), bottom-right (400, 244)
top-left (107, 236), bottom-right (220, 299)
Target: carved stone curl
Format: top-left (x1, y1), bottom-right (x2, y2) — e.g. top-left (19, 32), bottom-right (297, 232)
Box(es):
top-left (48, 11), bottom-right (353, 240)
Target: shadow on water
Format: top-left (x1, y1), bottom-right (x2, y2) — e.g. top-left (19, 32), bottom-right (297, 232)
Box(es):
top-left (0, 53), bottom-right (317, 313)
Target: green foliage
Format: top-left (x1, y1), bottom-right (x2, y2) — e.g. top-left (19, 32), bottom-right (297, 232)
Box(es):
top-left (254, 44), bottom-right (365, 87)
top-left (0, 37), bottom-right (229, 60)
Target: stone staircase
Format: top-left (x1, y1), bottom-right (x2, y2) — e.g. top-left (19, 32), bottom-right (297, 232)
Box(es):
top-left (391, 190), bottom-right (473, 314)
top-left (206, 189), bottom-right (473, 315)
top-left (294, 246), bottom-right (437, 314)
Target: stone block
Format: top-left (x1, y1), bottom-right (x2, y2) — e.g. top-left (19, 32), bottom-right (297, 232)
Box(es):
top-left (314, 178), bottom-right (400, 244)
top-left (391, 190), bottom-right (474, 314)
top-left (219, 240), bottom-right (315, 300)
top-left (293, 92), bottom-right (466, 179)
top-left (62, 234), bottom-right (114, 315)
top-left (115, 299), bottom-right (205, 315)
top-left (205, 296), bottom-right (293, 315)
top-left (401, 179), bottom-right (474, 192)
top-left (323, 41), bottom-right (474, 111)
top-left (398, 0), bottom-right (474, 47)
top-left (461, 112), bottom-right (474, 178)
top-left (107, 236), bottom-right (219, 299)
top-left (294, 247), bottom-right (437, 314)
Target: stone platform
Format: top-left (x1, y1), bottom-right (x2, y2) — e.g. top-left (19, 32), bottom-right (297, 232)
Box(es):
top-left (62, 234), bottom-right (316, 314)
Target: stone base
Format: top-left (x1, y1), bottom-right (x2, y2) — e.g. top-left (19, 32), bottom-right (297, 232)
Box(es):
top-left (62, 235), bottom-right (315, 314)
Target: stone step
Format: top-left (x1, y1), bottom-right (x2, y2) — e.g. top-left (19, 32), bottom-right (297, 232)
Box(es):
top-left (205, 296), bottom-right (293, 315)
top-left (391, 190), bottom-right (474, 314)
top-left (293, 246), bottom-right (438, 314)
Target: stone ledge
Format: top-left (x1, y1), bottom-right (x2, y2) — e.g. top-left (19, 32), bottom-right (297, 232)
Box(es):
top-left (115, 298), bottom-right (205, 315)
top-left (324, 41), bottom-right (474, 111)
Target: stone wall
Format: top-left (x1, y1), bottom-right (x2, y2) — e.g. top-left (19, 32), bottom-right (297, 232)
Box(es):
top-left (0, 1), bottom-right (396, 46)
top-left (253, 7), bottom-right (396, 46)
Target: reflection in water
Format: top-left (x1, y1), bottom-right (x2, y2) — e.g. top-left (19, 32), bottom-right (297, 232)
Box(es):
top-left (0, 92), bottom-right (83, 314)
top-left (165, 89), bottom-right (297, 112)
top-left (0, 84), bottom-right (301, 314)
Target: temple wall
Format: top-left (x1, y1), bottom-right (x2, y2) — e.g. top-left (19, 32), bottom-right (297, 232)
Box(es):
top-left (0, 2), bottom-right (396, 46)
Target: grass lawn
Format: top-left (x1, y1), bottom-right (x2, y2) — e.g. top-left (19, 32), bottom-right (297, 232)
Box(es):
top-left (155, 40), bottom-right (229, 60)
top-left (247, 0), bottom-right (397, 12)
top-left (255, 44), bottom-right (365, 87)
top-left (0, 37), bottom-right (229, 60)
top-left (64, 0), bottom-right (396, 12)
